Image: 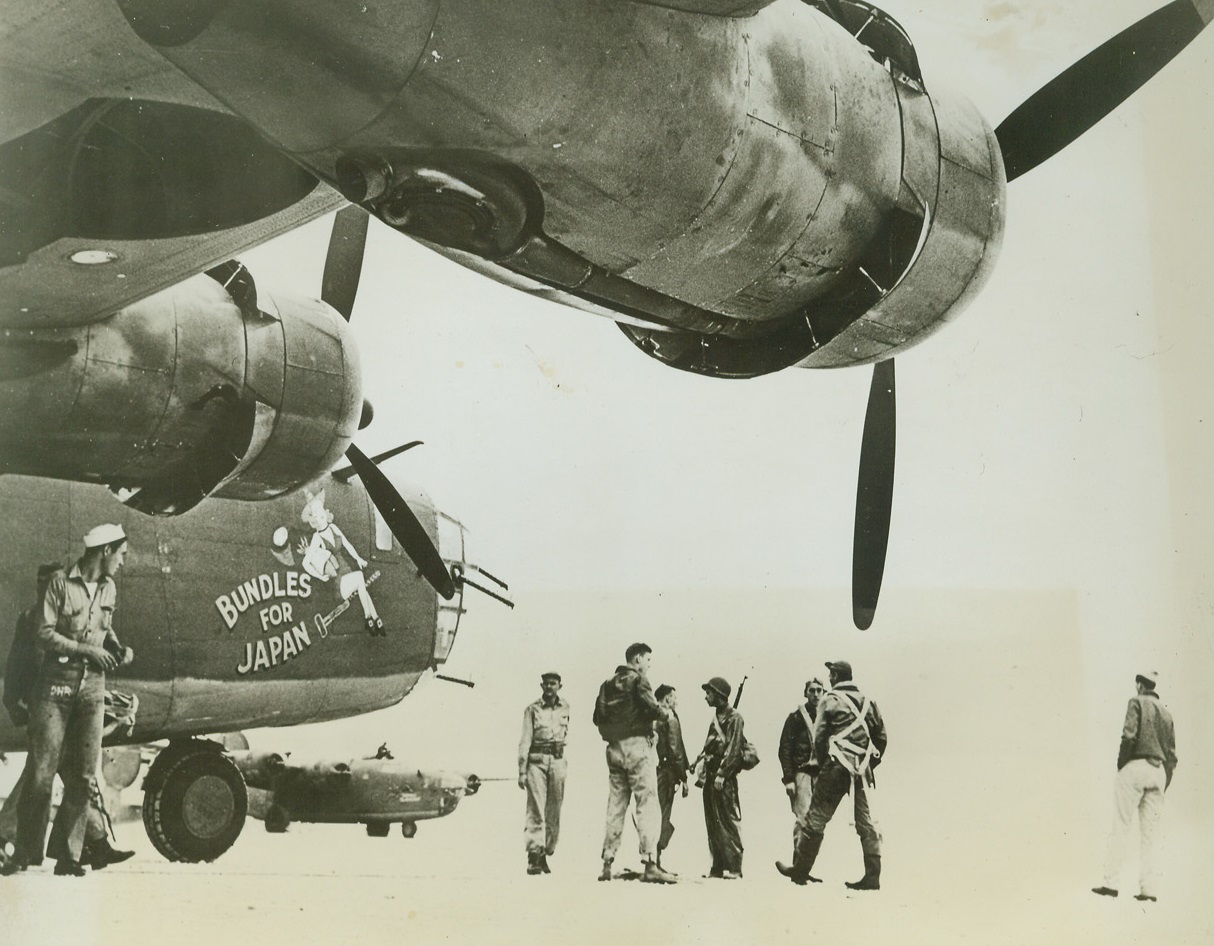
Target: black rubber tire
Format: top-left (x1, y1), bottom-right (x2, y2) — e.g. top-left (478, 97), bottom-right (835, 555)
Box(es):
top-left (365, 821), bottom-right (390, 838)
top-left (264, 805), bottom-right (291, 834)
top-left (143, 748), bottom-right (248, 862)
top-left (401, 821), bottom-right (417, 839)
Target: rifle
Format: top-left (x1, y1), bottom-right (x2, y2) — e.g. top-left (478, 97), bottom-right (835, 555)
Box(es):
top-left (732, 674), bottom-right (748, 709)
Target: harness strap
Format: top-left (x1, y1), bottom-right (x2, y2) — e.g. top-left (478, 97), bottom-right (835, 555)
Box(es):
top-left (798, 704), bottom-right (814, 735)
top-left (828, 691), bottom-right (879, 774)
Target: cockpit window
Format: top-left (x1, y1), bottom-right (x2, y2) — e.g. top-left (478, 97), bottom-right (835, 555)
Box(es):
top-left (434, 512), bottom-right (468, 664)
top-left (373, 507), bottom-right (393, 551)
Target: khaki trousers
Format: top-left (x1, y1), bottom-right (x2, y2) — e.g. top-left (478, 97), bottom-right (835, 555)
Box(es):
top-left (523, 753), bottom-right (566, 855)
top-left (789, 771), bottom-right (814, 852)
top-left (601, 735), bottom-right (659, 863)
top-left (1102, 759), bottom-right (1166, 897)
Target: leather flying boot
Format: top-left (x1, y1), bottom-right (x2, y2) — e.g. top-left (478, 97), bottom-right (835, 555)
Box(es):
top-left (775, 831), bottom-right (824, 885)
top-left (527, 852), bottom-right (543, 875)
top-left (53, 859), bottom-right (87, 877)
top-left (0, 857), bottom-right (29, 876)
top-left (539, 854), bottom-right (551, 874)
top-left (845, 854), bottom-right (881, 890)
top-left (84, 839), bottom-right (135, 870)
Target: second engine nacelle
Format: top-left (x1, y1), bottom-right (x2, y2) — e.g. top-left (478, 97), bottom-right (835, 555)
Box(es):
top-left (0, 266), bottom-right (362, 513)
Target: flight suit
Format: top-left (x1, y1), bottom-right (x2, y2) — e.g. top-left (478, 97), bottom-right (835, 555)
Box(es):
top-left (518, 695), bottom-right (570, 857)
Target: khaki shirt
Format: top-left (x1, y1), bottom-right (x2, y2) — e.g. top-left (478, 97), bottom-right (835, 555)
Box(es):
top-left (37, 562), bottom-right (119, 657)
top-left (518, 697), bottom-right (571, 774)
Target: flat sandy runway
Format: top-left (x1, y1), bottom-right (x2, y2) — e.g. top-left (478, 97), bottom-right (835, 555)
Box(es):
top-left (2, 779), bottom-right (1210, 946)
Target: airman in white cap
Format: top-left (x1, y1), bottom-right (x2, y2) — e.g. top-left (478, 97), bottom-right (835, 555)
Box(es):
top-left (1092, 669), bottom-right (1177, 902)
top-left (2, 523), bottom-right (134, 878)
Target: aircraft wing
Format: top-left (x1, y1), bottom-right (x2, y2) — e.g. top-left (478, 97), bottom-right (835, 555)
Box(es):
top-left (0, 184), bottom-right (344, 330)
top-left (0, 3), bottom-right (342, 331)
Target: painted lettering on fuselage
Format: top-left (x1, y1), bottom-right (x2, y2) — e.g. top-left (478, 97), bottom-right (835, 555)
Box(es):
top-left (213, 570), bottom-right (320, 675)
top-left (236, 622), bottom-right (313, 675)
top-left (215, 570), bottom-right (312, 629)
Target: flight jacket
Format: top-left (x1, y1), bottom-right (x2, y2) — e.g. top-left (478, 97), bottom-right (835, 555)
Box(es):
top-left (593, 665), bottom-right (664, 742)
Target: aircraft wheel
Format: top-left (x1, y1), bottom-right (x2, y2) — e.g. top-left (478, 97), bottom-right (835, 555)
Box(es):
top-left (143, 745), bottom-right (248, 862)
top-left (365, 821), bottom-right (391, 838)
top-left (401, 822), bottom-right (417, 839)
top-left (264, 805), bottom-right (291, 834)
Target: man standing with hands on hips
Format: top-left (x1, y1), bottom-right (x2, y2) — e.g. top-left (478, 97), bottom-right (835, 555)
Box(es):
top-left (518, 671), bottom-right (570, 875)
top-left (2, 524), bottom-right (134, 878)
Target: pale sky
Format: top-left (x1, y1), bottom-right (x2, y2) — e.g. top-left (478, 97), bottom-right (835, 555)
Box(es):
top-left (242, 1), bottom-right (1214, 640)
top-left (233, 5), bottom-right (1214, 937)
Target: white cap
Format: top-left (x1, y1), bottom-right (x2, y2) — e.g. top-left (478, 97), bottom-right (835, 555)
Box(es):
top-left (1135, 670), bottom-right (1159, 688)
top-left (83, 523), bottom-right (126, 549)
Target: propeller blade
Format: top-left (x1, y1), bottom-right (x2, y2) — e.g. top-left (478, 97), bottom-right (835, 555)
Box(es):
top-left (332, 440), bottom-right (424, 483)
top-left (852, 359), bottom-right (896, 631)
top-left (344, 443), bottom-right (456, 599)
top-left (321, 205), bottom-right (370, 321)
top-left (996, 1), bottom-right (1214, 182)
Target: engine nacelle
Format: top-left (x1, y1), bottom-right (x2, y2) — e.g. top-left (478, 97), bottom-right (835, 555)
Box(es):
top-left (0, 268), bottom-right (362, 513)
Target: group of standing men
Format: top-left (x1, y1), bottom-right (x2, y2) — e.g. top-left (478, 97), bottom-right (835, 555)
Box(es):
top-left (518, 642), bottom-right (753, 883)
top-left (517, 643), bottom-right (890, 888)
top-left (1, 524), bottom-right (136, 877)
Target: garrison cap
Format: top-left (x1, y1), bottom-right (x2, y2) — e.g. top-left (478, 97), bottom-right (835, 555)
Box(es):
top-left (83, 523), bottom-right (126, 549)
top-left (540, 672), bottom-right (562, 683)
top-left (702, 677), bottom-right (731, 701)
top-left (825, 660), bottom-right (852, 676)
top-left (1135, 670), bottom-right (1159, 689)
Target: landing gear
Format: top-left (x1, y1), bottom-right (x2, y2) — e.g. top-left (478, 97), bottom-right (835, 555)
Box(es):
top-left (365, 821), bottom-right (391, 838)
top-left (401, 821), bottom-right (417, 839)
top-left (264, 804), bottom-right (291, 834)
top-left (143, 740), bottom-right (248, 862)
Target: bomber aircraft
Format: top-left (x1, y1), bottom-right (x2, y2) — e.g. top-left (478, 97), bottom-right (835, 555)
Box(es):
top-left (231, 745), bottom-right (498, 839)
top-left (0, 212), bottom-right (512, 862)
top-left (1, 1), bottom-right (1210, 629)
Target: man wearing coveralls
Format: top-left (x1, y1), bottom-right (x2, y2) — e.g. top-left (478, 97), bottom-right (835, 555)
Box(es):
top-left (2, 524), bottom-right (134, 877)
top-left (518, 671), bottom-right (570, 875)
